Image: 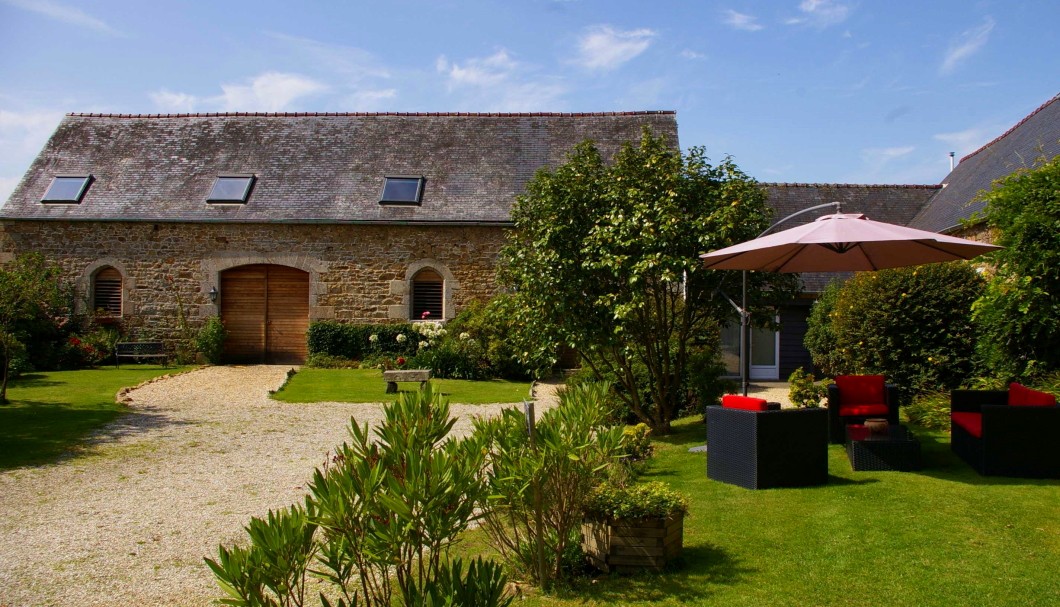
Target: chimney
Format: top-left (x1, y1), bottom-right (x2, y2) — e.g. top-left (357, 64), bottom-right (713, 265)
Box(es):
top-left (949, 152), bottom-right (955, 172)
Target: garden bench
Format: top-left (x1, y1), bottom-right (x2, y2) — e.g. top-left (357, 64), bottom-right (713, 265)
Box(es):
top-left (382, 369), bottom-right (431, 393)
top-left (115, 341), bottom-right (169, 368)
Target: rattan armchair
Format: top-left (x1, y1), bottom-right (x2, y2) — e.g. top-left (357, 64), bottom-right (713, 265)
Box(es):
top-left (706, 404), bottom-right (829, 489)
top-left (951, 388), bottom-right (1060, 478)
top-left (827, 375), bottom-right (900, 443)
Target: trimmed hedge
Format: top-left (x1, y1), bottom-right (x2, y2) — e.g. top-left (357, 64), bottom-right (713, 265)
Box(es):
top-left (307, 321), bottom-right (418, 359)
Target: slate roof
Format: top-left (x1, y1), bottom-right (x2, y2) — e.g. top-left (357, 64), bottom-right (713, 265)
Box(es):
top-left (910, 93), bottom-right (1060, 233)
top-left (1, 111), bottom-right (678, 225)
top-left (762, 183), bottom-right (941, 292)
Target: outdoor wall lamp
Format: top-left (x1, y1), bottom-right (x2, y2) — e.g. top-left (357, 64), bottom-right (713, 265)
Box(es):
top-left (209, 286), bottom-right (219, 303)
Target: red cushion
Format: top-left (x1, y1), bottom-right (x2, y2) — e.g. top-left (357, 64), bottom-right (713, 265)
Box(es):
top-left (839, 404), bottom-right (890, 417)
top-left (952, 412), bottom-right (983, 438)
top-left (1008, 383), bottom-right (1057, 407)
top-left (722, 395), bottom-right (769, 411)
top-left (836, 375), bottom-right (886, 405)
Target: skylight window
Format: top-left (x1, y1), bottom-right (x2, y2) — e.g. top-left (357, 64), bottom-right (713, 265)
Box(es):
top-left (380, 176), bottom-right (425, 205)
top-left (41, 175), bottom-right (93, 203)
top-left (207, 175), bottom-right (256, 203)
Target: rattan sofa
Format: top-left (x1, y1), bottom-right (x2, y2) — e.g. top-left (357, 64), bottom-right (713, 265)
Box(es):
top-left (706, 400), bottom-right (829, 489)
top-left (950, 387), bottom-right (1060, 478)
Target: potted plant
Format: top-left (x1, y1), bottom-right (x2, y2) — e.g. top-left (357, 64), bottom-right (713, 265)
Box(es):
top-left (581, 481), bottom-right (688, 573)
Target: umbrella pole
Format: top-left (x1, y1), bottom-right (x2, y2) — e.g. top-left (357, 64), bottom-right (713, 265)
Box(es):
top-left (737, 201), bottom-right (842, 396)
top-left (741, 270), bottom-right (750, 396)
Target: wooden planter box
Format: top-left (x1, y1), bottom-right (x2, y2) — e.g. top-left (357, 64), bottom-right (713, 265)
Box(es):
top-left (581, 513), bottom-right (683, 573)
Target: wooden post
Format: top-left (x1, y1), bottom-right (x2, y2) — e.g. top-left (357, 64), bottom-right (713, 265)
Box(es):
top-left (524, 399), bottom-right (548, 589)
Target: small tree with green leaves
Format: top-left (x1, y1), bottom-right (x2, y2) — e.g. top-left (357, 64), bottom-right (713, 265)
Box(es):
top-left (971, 153), bottom-right (1060, 380)
top-left (0, 253), bottom-right (72, 403)
top-left (501, 130), bottom-right (796, 433)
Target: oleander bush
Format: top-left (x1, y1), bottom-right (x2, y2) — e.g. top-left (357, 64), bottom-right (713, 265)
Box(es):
top-left (207, 386), bottom-right (511, 607)
top-left (473, 381), bottom-right (624, 589)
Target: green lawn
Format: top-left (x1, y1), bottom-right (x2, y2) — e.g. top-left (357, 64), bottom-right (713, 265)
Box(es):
top-left (0, 365), bottom-right (185, 469)
top-left (463, 416), bottom-right (1060, 607)
top-left (271, 367), bottom-right (533, 405)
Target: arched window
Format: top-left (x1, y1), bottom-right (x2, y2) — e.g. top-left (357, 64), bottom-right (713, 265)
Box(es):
top-left (410, 268), bottom-right (443, 320)
top-left (93, 267), bottom-right (123, 316)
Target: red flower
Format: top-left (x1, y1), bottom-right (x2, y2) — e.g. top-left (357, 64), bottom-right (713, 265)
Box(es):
top-left (421, 310), bottom-right (431, 319)
top-left (396, 357), bottom-right (406, 366)
top-left (68, 337), bottom-right (82, 346)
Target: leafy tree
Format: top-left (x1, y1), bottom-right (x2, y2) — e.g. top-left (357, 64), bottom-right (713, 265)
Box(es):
top-left (972, 153), bottom-right (1060, 380)
top-left (0, 253), bottom-right (72, 403)
top-left (501, 130), bottom-right (795, 433)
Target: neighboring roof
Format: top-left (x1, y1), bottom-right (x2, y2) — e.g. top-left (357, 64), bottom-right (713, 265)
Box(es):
top-left (1, 111), bottom-right (678, 225)
top-left (910, 93), bottom-right (1060, 233)
top-left (762, 183), bottom-right (941, 292)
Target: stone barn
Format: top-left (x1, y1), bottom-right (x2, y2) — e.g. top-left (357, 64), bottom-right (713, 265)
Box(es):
top-left (0, 111), bottom-right (677, 363)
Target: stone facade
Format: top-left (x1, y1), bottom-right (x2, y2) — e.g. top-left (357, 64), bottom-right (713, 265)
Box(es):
top-left (0, 219), bottom-right (505, 342)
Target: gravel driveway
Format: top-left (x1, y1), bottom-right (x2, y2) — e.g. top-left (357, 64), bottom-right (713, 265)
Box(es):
top-left (0, 366), bottom-right (554, 607)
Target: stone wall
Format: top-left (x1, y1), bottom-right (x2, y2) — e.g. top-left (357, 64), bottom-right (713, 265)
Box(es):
top-left (0, 220), bottom-right (505, 342)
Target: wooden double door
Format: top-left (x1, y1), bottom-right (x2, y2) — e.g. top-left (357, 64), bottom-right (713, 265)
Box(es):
top-left (220, 264), bottom-right (309, 364)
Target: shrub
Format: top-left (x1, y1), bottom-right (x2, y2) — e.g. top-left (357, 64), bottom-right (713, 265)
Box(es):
top-left (207, 385), bottom-right (505, 607)
top-left (306, 320), bottom-right (417, 360)
top-left (205, 501), bottom-right (317, 607)
top-left (804, 280), bottom-right (845, 377)
top-left (788, 367), bottom-right (828, 408)
top-left (445, 295), bottom-right (556, 380)
top-left (304, 353), bottom-right (359, 369)
top-left (621, 423), bottom-right (654, 463)
top-left (584, 481), bottom-right (689, 520)
top-left (195, 316), bottom-right (227, 364)
top-left (473, 381), bottom-right (624, 589)
top-left (972, 154), bottom-right (1060, 380)
top-left (805, 263), bottom-right (985, 398)
top-left (904, 391), bottom-right (951, 431)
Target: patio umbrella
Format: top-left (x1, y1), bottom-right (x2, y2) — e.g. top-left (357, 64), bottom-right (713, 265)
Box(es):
top-left (700, 210), bottom-right (1001, 396)
top-left (700, 212), bottom-right (1000, 273)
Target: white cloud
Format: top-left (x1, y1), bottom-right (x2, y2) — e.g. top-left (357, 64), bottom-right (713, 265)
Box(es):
top-left (0, 175), bottom-right (21, 205)
top-left (933, 125), bottom-right (1003, 158)
top-left (574, 25), bottom-right (656, 71)
top-left (940, 17), bottom-right (995, 74)
top-left (149, 90), bottom-right (198, 113)
top-left (218, 72), bottom-right (328, 112)
top-left (860, 145), bottom-right (915, 172)
top-left (435, 50), bottom-right (567, 111)
top-left (343, 88), bottom-right (398, 111)
top-left (149, 72), bottom-right (328, 113)
top-left (2, 0), bottom-right (121, 35)
top-left (787, 0), bottom-right (850, 28)
top-left (0, 108), bottom-right (65, 202)
top-left (265, 32), bottom-right (391, 80)
top-left (437, 50), bottom-right (519, 89)
top-left (723, 9), bottom-right (764, 32)
top-left (680, 49), bottom-right (706, 60)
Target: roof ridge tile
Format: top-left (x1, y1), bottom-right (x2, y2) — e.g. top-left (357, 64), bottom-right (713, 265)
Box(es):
top-left (65, 110), bottom-right (677, 119)
top-left (959, 92), bottom-right (1060, 162)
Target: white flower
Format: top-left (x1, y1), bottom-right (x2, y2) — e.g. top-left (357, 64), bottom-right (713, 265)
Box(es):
top-left (437, 328), bottom-right (447, 337)
top-left (459, 332), bottom-right (471, 340)
top-left (396, 334), bottom-right (407, 343)
top-left (419, 340), bottom-right (429, 350)
top-left (368, 334), bottom-right (379, 343)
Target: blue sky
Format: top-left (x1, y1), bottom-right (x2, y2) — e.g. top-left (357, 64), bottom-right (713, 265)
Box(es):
top-left (1, 0), bottom-right (1057, 203)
